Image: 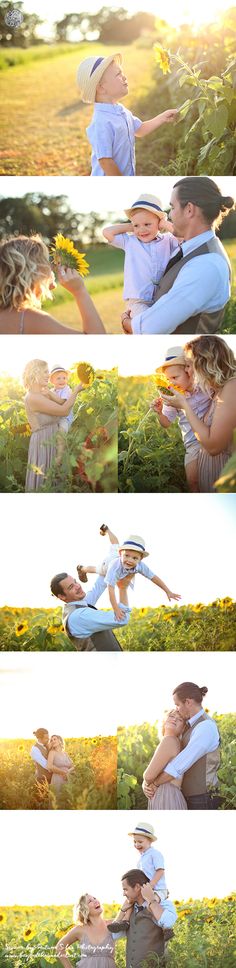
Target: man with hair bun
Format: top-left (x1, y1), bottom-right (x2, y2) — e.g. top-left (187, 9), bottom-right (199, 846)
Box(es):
top-left (143, 681), bottom-right (221, 810)
top-left (122, 176), bottom-right (234, 336)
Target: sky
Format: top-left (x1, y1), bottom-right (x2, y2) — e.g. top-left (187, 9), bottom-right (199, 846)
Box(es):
top-left (1, 176), bottom-right (235, 217)
top-left (0, 333), bottom-right (235, 378)
top-left (18, 0), bottom-right (233, 35)
top-left (0, 651), bottom-right (234, 739)
top-left (0, 809), bottom-right (235, 904)
top-left (0, 653), bottom-right (118, 738)
top-left (0, 492), bottom-right (235, 608)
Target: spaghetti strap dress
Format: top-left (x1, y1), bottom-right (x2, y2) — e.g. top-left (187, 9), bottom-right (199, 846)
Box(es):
top-left (76, 931), bottom-right (116, 968)
top-left (24, 395), bottom-right (61, 492)
top-left (148, 782), bottom-right (187, 810)
top-left (198, 398), bottom-right (232, 492)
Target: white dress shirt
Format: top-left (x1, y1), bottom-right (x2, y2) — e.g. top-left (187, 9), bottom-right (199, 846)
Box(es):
top-left (131, 231), bottom-right (231, 334)
top-left (30, 745), bottom-right (47, 768)
top-left (164, 710), bottom-right (220, 779)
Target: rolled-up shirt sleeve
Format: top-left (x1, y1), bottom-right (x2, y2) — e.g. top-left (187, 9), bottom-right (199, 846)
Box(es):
top-left (137, 562), bottom-right (155, 580)
top-left (164, 720), bottom-right (219, 779)
top-left (131, 256), bottom-right (229, 335)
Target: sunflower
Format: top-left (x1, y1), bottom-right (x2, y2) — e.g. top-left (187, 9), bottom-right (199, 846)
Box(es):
top-left (154, 44), bottom-right (171, 75)
top-left (15, 622), bottom-right (29, 637)
top-left (51, 234), bottom-right (89, 276)
top-left (76, 362), bottom-right (95, 386)
top-left (23, 925), bottom-right (36, 941)
top-left (47, 624), bottom-right (64, 635)
top-left (0, 911), bottom-right (7, 925)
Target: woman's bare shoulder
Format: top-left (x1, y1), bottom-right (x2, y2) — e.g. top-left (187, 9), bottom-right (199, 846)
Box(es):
top-left (160, 735), bottom-right (181, 754)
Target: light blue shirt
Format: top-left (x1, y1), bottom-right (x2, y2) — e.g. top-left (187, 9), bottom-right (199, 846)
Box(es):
top-left (138, 847), bottom-right (166, 891)
top-left (131, 231), bottom-right (231, 334)
top-left (105, 558), bottom-right (155, 587)
top-left (65, 575), bottom-right (131, 638)
top-left (110, 232), bottom-right (179, 300)
top-left (163, 386), bottom-right (211, 450)
top-left (87, 102), bottom-right (142, 176)
top-left (164, 710), bottom-right (220, 780)
top-left (55, 385), bottom-right (73, 427)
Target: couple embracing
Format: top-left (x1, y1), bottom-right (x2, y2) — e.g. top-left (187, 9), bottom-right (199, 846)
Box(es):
top-left (30, 728), bottom-right (74, 800)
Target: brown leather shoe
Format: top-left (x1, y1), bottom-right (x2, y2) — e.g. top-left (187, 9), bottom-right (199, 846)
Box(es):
top-left (100, 524), bottom-right (108, 535)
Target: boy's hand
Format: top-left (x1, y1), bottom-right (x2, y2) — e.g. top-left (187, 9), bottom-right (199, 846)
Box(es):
top-left (166, 590), bottom-right (181, 602)
top-left (121, 311), bottom-right (133, 334)
top-left (114, 606), bottom-right (127, 621)
top-left (151, 397), bottom-right (163, 413)
top-left (161, 108), bottom-right (179, 123)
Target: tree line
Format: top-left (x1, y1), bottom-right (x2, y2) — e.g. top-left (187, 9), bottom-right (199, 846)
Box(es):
top-left (0, 2), bottom-right (155, 47)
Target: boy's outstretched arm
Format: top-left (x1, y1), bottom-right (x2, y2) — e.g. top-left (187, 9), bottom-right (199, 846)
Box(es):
top-left (135, 109), bottom-right (178, 138)
top-left (108, 583), bottom-right (127, 621)
top-left (151, 575), bottom-right (181, 601)
top-left (99, 158), bottom-right (123, 175)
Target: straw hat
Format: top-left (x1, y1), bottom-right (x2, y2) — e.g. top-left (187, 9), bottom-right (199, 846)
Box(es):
top-left (119, 535), bottom-right (149, 558)
top-left (49, 366), bottom-right (68, 376)
top-left (77, 53), bottom-right (122, 103)
top-left (125, 194), bottom-right (166, 220)
top-left (156, 346), bottom-right (188, 372)
top-left (128, 823), bottom-right (157, 842)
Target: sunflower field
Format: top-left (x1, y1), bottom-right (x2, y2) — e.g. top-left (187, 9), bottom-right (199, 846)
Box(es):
top-left (0, 895), bottom-right (235, 967)
top-left (0, 366), bottom-right (118, 493)
top-left (0, 736), bottom-right (117, 811)
top-left (117, 714), bottom-right (236, 810)
top-left (0, 599), bottom-right (235, 652)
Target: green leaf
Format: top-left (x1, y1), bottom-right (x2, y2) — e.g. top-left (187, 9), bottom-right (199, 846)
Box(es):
top-left (206, 103), bottom-right (229, 138)
top-left (198, 139), bottom-right (216, 162)
top-left (178, 98), bottom-right (192, 118)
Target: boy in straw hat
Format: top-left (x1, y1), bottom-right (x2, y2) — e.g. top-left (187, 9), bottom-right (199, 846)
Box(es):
top-left (77, 524), bottom-right (180, 622)
top-left (76, 54), bottom-right (178, 176)
top-left (103, 194), bottom-right (181, 317)
top-left (152, 345), bottom-right (211, 492)
top-left (108, 822), bottom-right (177, 937)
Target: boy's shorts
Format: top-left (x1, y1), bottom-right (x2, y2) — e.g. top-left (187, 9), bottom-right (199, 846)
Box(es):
top-left (59, 418), bottom-right (70, 434)
top-left (126, 298), bottom-right (153, 318)
top-left (157, 899), bottom-right (177, 929)
top-left (184, 441), bottom-right (200, 467)
top-left (154, 888), bottom-right (168, 902)
top-left (98, 543), bottom-right (120, 576)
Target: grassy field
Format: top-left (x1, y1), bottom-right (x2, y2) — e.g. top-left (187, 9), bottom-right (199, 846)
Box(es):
top-left (0, 897), bottom-right (235, 967)
top-left (1, 600), bottom-right (235, 652)
top-left (0, 736), bottom-right (117, 810)
top-left (43, 241), bottom-right (236, 333)
top-left (0, 42), bottom-right (157, 176)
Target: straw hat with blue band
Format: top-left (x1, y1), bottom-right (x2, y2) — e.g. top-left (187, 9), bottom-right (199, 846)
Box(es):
top-left (119, 535), bottom-right (149, 558)
top-left (128, 822), bottom-right (157, 842)
top-left (156, 346), bottom-right (188, 371)
top-left (77, 53), bottom-right (122, 103)
top-left (125, 194), bottom-right (166, 220)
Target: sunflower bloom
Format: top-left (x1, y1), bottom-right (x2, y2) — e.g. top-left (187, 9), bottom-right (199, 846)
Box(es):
top-left (154, 44), bottom-right (171, 75)
top-left (23, 925), bottom-right (36, 941)
top-left (47, 624), bottom-right (64, 635)
top-left (51, 234), bottom-right (89, 276)
top-left (76, 362), bottom-right (95, 386)
top-left (0, 911), bottom-right (7, 925)
top-left (15, 622), bottom-right (29, 637)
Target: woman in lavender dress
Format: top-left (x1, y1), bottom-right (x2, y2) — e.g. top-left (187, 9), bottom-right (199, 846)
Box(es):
top-left (23, 359), bottom-right (83, 491)
top-left (47, 735), bottom-right (74, 799)
top-left (56, 894), bottom-right (116, 968)
top-left (143, 711), bottom-right (187, 810)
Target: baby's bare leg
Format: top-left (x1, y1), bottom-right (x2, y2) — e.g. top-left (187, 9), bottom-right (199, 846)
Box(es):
top-left (56, 432), bottom-right (66, 466)
top-left (185, 459), bottom-right (199, 493)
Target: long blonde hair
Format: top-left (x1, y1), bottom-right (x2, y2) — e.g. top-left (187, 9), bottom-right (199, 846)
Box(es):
top-left (74, 895), bottom-right (90, 925)
top-left (23, 359), bottom-right (48, 390)
top-left (185, 336), bottom-right (236, 391)
top-left (0, 235), bottom-right (52, 309)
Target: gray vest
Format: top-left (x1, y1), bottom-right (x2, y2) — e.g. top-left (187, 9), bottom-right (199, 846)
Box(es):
top-left (126, 907), bottom-right (164, 968)
top-left (181, 712), bottom-right (220, 798)
top-left (154, 236), bottom-right (231, 334)
top-left (63, 601), bottom-right (96, 652)
top-left (34, 743), bottom-right (51, 783)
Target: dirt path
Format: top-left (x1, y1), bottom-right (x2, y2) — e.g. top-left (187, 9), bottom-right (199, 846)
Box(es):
top-left (0, 44), bottom-right (155, 175)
